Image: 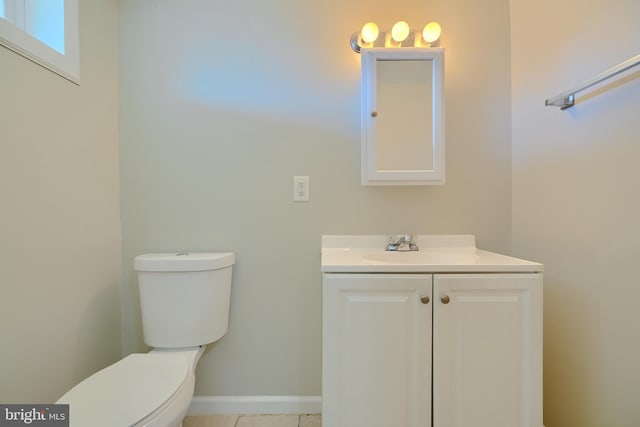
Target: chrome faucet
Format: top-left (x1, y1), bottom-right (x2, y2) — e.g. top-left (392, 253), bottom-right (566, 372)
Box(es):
top-left (385, 235), bottom-right (419, 251)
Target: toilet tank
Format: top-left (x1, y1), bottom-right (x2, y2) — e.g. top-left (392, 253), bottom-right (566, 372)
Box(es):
top-left (134, 252), bottom-right (235, 348)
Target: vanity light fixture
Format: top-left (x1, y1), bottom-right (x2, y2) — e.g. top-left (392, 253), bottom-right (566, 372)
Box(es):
top-left (350, 20), bottom-right (442, 53)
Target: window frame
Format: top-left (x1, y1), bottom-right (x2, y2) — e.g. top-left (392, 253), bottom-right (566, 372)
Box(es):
top-left (0, 0), bottom-right (79, 84)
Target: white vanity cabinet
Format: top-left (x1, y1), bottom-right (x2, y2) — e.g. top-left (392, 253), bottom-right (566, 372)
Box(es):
top-left (322, 272), bottom-right (543, 427)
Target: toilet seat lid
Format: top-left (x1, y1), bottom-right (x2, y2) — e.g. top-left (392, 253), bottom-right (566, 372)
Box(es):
top-left (57, 351), bottom-right (191, 427)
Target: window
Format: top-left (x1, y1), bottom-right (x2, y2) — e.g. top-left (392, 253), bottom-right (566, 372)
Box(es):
top-left (0, 0), bottom-right (79, 83)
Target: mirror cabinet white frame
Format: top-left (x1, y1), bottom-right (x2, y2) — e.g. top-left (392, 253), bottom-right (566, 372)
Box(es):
top-left (360, 48), bottom-right (445, 185)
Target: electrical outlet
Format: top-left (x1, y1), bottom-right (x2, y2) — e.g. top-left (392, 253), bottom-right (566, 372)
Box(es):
top-left (293, 176), bottom-right (310, 202)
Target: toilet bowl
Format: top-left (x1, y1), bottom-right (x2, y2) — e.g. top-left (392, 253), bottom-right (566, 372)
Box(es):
top-left (57, 347), bottom-right (203, 427)
top-left (57, 252), bottom-right (235, 427)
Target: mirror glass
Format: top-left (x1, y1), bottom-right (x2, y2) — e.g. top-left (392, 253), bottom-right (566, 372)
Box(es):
top-left (376, 59), bottom-right (434, 171)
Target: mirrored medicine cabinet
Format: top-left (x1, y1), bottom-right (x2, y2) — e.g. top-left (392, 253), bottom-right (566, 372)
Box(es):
top-left (360, 48), bottom-right (444, 185)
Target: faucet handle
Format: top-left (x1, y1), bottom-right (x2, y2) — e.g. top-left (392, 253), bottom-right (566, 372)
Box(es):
top-left (401, 235), bottom-right (419, 251)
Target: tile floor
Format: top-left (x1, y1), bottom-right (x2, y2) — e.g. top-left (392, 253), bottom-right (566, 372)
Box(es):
top-left (183, 414), bottom-right (321, 427)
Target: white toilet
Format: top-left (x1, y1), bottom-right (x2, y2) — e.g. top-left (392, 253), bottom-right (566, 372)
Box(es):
top-left (57, 252), bottom-right (235, 427)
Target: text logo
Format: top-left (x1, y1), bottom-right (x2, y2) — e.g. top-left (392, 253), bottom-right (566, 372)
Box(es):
top-left (0, 405), bottom-right (68, 426)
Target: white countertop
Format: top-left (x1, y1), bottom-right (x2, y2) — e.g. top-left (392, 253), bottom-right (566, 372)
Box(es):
top-left (321, 235), bottom-right (543, 273)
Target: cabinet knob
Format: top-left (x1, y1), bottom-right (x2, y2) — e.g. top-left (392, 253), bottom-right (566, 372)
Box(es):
top-left (420, 295), bottom-right (430, 304)
top-left (370, 111), bottom-right (378, 118)
top-left (440, 295), bottom-right (450, 304)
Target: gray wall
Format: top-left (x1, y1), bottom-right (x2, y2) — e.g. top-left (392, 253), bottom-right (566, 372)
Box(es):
top-left (0, 1), bottom-right (121, 402)
top-left (119, 0), bottom-right (513, 396)
top-left (510, 0), bottom-right (640, 426)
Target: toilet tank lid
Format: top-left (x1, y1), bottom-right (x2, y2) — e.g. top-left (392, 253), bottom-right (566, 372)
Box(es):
top-left (134, 252), bottom-right (235, 272)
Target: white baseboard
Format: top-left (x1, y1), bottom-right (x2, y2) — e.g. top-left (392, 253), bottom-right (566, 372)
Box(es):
top-left (188, 395), bottom-right (322, 415)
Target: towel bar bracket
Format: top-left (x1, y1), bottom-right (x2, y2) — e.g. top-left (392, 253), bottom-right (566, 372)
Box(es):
top-left (545, 94), bottom-right (575, 110)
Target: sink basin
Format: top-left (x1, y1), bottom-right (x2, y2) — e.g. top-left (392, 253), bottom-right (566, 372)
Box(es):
top-left (363, 251), bottom-right (474, 264)
top-left (321, 235), bottom-right (544, 273)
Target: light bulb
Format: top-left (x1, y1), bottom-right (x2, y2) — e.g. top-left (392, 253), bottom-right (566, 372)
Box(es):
top-left (360, 22), bottom-right (379, 44)
top-left (422, 21), bottom-right (442, 43)
top-left (391, 21), bottom-right (410, 42)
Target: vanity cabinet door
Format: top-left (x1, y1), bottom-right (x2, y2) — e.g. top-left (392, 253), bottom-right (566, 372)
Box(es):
top-left (433, 274), bottom-right (543, 427)
top-left (322, 274), bottom-right (432, 427)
